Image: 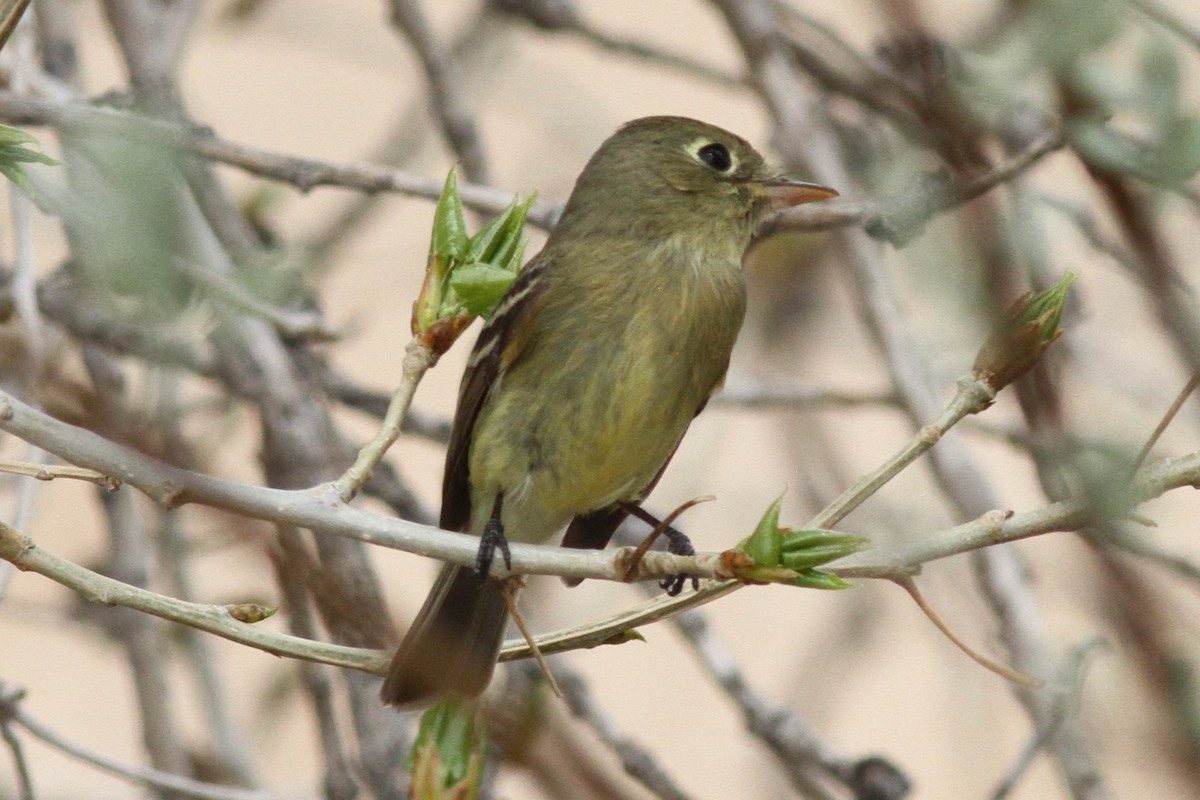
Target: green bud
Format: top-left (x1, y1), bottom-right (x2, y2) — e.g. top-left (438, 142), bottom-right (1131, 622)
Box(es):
top-left (733, 498), bottom-right (865, 589)
top-left (600, 629), bottom-right (647, 646)
top-left (973, 272), bottom-right (1077, 390)
top-left (408, 696), bottom-right (486, 800)
top-left (225, 603), bottom-right (277, 623)
top-left (0, 124), bottom-right (58, 194)
top-left (412, 167), bottom-right (529, 350)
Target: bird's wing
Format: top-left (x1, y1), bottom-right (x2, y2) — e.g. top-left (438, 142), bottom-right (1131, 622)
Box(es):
top-left (440, 258), bottom-right (549, 531)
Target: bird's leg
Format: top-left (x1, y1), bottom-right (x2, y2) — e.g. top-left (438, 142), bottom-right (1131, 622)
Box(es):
top-left (619, 502), bottom-right (699, 596)
top-left (475, 491), bottom-right (512, 579)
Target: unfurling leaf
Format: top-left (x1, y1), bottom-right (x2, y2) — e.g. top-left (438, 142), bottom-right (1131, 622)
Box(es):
top-left (411, 168), bottom-right (530, 354)
top-left (732, 497), bottom-right (868, 589)
top-left (409, 696), bottom-right (487, 800)
top-left (973, 272), bottom-right (1077, 391)
top-left (0, 124), bottom-right (57, 194)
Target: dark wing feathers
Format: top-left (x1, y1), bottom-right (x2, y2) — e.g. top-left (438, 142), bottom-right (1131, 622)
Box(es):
top-left (439, 260), bottom-right (549, 531)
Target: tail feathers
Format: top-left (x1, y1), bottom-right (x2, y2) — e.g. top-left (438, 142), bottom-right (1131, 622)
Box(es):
top-left (381, 564), bottom-right (510, 709)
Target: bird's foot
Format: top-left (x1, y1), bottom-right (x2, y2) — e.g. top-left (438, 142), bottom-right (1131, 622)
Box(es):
top-left (659, 526), bottom-right (700, 596)
top-left (475, 493), bottom-right (512, 579)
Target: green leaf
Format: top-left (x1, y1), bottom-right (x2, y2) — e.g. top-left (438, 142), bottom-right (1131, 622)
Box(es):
top-left (483, 195), bottom-right (535, 271)
top-left (787, 569), bottom-right (854, 590)
top-left (431, 167), bottom-right (469, 262)
top-left (781, 537), bottom-right (869, 571)
top-left (0, 145), bottom-right (58, 167)
top-left (738, 495), bottom-right (784, 566)
top-left (467, 194), bottom-right (532, 265)
top-left (502, 237), bottom-right (528, 275)
top-left (0, 125), bottom-right (58, 192)
top-left (449, 263), bottom-right (519, 316)
top-left (0, 124), bottom-right (40, 148)
top-left (408, 695), bottom-right (486, 794)
top-left (466, 202), bottom-right (514, 264)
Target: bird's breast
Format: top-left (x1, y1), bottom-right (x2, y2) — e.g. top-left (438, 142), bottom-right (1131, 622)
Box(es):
top-left (468, 244), bottom-right (747, 538)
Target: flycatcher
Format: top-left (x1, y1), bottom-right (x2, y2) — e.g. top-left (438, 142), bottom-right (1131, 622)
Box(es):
top-left (382, 116), bottom-right (837, 708)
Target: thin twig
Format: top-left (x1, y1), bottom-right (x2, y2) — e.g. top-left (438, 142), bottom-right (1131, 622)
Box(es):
top-left (0, 459), bottom-right (120, 488)
top-left (891, 574), bottom-right (1039, 686)
top-left (0, 0), bottom-right (32, 53)
top-left (754, 124), bottom-right (1067, 244)
top-left (4, 438), bottom-right (1199, 677)
top-left (555, 665), bottom-right (696, 800)
top-left (159, 510), bottom-right (261, 787)
top-left (332, 339), bottom-right (435, 502)
top-left (0, 521), bottom-right (389, 673)
top-left (1131, 375), bottom-right (1198, 473)
top-left (620, 495), bottom-right (713, 581)
top-left (988, 638), bottom-right (1107, 800)
top-left (98, 487), bottom-right (193, 791)
top-left (0, 683), bottom-right (34, 800)
top-left (714, 377), bottom-right (897, 409)
top-left (4, 684), bottom-right (273, 800)
top-left (712, 2), bottom-right (1110, 793)
top-left (502, 577), bottom-right (562, 698)
top-left (807, 374), bottom-right (996, 529)
top-left (672, 606), bottom-right (904, 799)
top-left (386, 0), bottom-right (490, 183)
top-left (3, 379), bottom-right (1200, 657)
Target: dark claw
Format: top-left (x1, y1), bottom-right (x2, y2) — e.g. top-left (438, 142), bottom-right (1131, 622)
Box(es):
top-left (659, 525), bottom-right (699, 595)
top-left (475, 514), bottom-right (512, 579)
top-left (475, 493), bottom-right (511, 579)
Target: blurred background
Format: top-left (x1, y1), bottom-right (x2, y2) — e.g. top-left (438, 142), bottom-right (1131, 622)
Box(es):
top-left (0, 0), bottom-right (1199, 798)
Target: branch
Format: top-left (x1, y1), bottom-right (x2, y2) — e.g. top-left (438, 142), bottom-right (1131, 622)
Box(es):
top-left (493, 0), bottom-right (743, 89)
top-left (386, 0), bottom-right (490, 183)
top-left (673, 607), bottom-right (909, 799)
top-left (0, 90), bottom-right (562, 229)
top-left (714, 377), bottom-right (897, 410)
top-left (0, 521), bottom-right (387, 673)
top-left (1, 381), bottom-right (1194, 593)
top-left (556, 666), bottom-right (696, 800)
top-left (332, 339), bottom-right (434, 502)
top-left (5, 437), bottom-right (1199, 677)
top-left (753, 124), bottom-right (1067, 245)
top-left (0, 459), bottom-right (119, 489)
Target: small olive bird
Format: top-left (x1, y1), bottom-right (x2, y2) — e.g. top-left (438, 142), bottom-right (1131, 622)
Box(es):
top-left (381, 116), bottom-right (837, 708)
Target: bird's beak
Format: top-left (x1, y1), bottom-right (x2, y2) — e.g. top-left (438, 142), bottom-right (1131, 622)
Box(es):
top-left (749, 178), bottom-right (839, 210)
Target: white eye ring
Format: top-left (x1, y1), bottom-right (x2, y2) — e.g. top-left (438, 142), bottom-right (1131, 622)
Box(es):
top-left (687, 138), bottom-right (737, 173)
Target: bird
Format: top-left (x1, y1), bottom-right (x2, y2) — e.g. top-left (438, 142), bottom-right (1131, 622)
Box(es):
top-left (381, 116), bottom-right (837, 708)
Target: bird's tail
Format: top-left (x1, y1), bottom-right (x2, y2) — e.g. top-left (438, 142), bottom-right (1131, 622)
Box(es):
top-left (380, 563), bottom-right (510, 709)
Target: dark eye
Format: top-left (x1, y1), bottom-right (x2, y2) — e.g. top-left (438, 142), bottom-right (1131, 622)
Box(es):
top-left (697, 143), bottom-right (732, 172)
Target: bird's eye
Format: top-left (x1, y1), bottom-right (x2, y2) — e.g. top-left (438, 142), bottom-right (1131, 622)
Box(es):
top-left (697, 143), bottom-right (732, 172)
